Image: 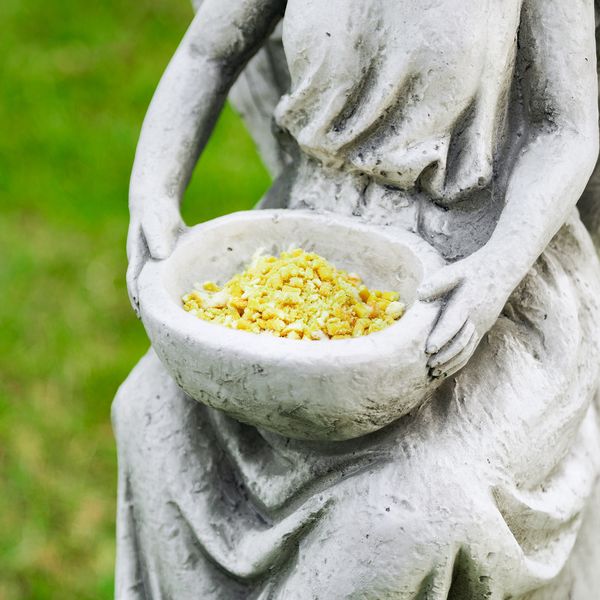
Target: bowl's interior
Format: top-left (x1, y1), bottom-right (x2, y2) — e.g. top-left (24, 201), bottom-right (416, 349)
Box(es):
top-left (161, 212), bottom-right (427, 316)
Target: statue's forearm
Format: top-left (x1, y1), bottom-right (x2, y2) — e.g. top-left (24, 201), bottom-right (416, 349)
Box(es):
top-left (481, 0), bottom-right (598, 289)
top-left (482, 128), bottom-right (598, 291)
top-left (129, 49), bottom-right (229, 212)
top-left (129, 0), bottom-right (285, 214)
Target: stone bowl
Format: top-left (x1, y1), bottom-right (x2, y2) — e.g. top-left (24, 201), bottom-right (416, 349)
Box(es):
top-left (138, 209), bottom-right (445, 441)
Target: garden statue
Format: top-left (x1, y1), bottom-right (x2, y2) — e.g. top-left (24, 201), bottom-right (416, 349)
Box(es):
top-left (113, 0), bottom-right (600, 597)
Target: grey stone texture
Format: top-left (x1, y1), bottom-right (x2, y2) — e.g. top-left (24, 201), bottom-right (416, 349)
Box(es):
top-left (116, 1), bottom-right (600, 597)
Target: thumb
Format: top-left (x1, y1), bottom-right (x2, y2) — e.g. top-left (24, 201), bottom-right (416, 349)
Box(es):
top-left (125, 223), bottom-right (148, 318)
top-left (142, 208), bottom-right (184, 260)
top-left (418, 266), bottom-right (462, 302)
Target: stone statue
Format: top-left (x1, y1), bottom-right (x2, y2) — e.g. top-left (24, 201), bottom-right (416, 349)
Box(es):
top-left (113, 0), bottom-right (600, 597)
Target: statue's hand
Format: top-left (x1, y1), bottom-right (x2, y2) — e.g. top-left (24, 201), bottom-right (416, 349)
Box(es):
top-left (417, 251), bottom-right (515, 378)
top-left (126, 200), bottom-right (185, 317)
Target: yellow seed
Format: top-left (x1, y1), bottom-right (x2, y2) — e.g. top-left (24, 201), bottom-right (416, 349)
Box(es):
top-left (203, 281), bottom-right (220, 292)
top-left (352, 318), bottom-right (369, 337)
top-left (326, 320), bottom-right (351, 337)
top-left (285, 320), bottom-right (305, 333)
top-left (382, 291), bottom-right (400, 302)
top-left (282, 285), bottom-right (301, 295)
top-left (230, 297), bottom-right (248, 313)
top-left (267, 318), bottom-right (286, 332)
top-left (229, 281), bottom-right (243, 297)
top-left (354, 302), bottom-right (372, 318)
top-left (205, 291), bottom-right (229, 308)
top-left (182, 248), bottom-right (404, 339)
top-left (268, 274), bottom-right (283, 289)
top-left (385, 301), bottom-right (405, 319)
top-left (317, 265), bottom-right (333, 281)
top-left (319, 283), bottom-right (333, 297)
top-left (358, 286), bottom-right (370, 302)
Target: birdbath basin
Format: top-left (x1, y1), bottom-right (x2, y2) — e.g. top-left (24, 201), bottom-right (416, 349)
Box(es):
top-left (138, 209), bottom-right (445, 441)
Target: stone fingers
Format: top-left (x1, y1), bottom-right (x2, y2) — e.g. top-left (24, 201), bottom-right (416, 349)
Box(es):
top-left (431, 330), bottom-right (480, 379)
top-left (428, 319), bottom-right (476, 370)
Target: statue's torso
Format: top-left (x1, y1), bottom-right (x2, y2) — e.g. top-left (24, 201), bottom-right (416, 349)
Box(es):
top-left (276, 0), bottom-right (523, 205)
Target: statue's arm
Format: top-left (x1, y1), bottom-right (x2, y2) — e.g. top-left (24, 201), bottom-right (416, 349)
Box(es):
top-left (483, 0), bottom-right (599, 280)
top-left (419, 0), bottom-right (598, 377)
top-left (127, 0), bottom-right (285, 313)
top-left (572, 0), bottom-right (600, 245)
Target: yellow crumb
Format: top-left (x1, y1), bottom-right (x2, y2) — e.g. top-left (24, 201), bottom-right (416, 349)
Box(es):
top-left (182, 248), bottom-right (405, 340)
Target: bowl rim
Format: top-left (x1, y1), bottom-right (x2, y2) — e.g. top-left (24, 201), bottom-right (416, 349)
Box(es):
top-left (138, 209), bottom-right (445, 365)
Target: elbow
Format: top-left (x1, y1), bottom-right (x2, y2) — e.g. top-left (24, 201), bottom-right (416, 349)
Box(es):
top-left (561, 106), bottom-right (599, 181)
top-left (573, 125), bottom-right (599, 184)
top-left (186, 11), bottom-right (258, 78)
top-left (564, 125), bottom-right (599, 205)
top-left (586, 126), bottom-right (599, 176)
top-left (530, 98), bottom-right (599, 181)
top-left (543, 117), bottom-right (599, 183)
top-left (563, 126), bottom-right (599, 197)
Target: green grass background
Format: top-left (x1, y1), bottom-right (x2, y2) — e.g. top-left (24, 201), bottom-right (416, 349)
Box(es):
top-left (0, 1), bottom-right (270, 597)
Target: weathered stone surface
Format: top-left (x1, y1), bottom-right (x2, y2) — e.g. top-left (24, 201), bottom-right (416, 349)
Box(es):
top-left (115, 1), bottom-right (600, 597)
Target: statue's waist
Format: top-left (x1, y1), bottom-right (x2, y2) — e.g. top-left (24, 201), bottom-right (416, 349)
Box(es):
top-left (284, 157), bottom-right (500, 261)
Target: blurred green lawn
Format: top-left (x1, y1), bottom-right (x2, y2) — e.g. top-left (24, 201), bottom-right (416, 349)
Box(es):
top-left (0, 1), bottom-right (270, 597)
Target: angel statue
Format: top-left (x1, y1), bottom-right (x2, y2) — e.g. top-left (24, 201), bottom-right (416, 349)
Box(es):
top-left (113, 0), bottom-right (600, 597)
